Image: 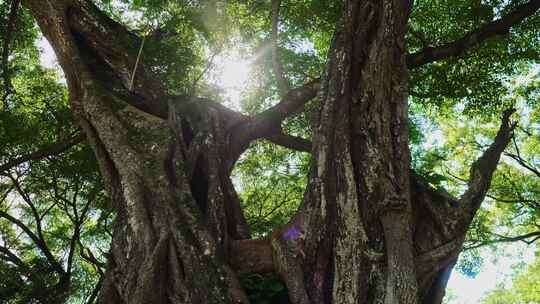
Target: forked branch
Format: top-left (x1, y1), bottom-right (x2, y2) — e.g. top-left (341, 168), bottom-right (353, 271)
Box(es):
top-left (459, 109), bottom-right (516, 213)
top-left (407, 0), bottom-right (540, 68)
top-left (228, 79), bottom-right (319, 162)
top-left (505, 136), bottom-right (540, 178)
top-left (0, 209), bottom-right (65, 275)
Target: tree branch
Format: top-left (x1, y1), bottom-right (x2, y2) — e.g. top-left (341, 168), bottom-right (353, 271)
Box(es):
top-left (255, 78), bottom-right (320, 124)
top-left (465, 230), bottom-right (540, 250)
top-left (29, 0), bottom-right (316, 165)
top-left (230, 238), bottom-right (274, 274)
top-left (85, 274), bottom-right (104, 304)
top-left (409, 27), bottom-right (432, 48)
top-left (66, 185), bottom-right (98, 276)
top-left (79, 240), bottom-right (106, 275)
top-left (266, 134), bottom-right (312, 153)
top-left (9, 175), bottom-right (46, 243)
top-left (410, 170), bottom-right (461, 239)
top-left (459, 109), bottom-right (516, 213)
top-left (505, 137), bottom-right (540, 178)
top-left (0, 185), bottom-right (13, 204)
top-left (487, 193), bottom-right (540, 208)
top-left (66, 0), bottom-right (170, 118)
top-left (0, 244), bottom-right (27, 269)
top-left (407, 0), bottom-right (540, 68)
top-left (0, 209), bottom-right (65, 275)
top-left (0, 133), bottom-right (85, 172)
top-left (228, 79), bottom-right (319, 162)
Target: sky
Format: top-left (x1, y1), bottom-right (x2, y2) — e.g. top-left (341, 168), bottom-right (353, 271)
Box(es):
top-left (37, 37), bottom-right (58, 70)
top-left (205, 49), bottom-right (253, 111)
top-left (36, 35), bottom-right (538, 304)
top-left (446, 243), bottom-right (536, 303)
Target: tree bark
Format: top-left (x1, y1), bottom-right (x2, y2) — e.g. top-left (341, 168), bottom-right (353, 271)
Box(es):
top-left (277, 1), bottom-right (418, 303)
top-left (23, 0), bottom-right (516, 303)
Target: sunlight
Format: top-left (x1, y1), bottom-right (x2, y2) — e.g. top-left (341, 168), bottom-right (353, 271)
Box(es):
top-left (208, 50), bottom-right (252, 110)
top-left (219, 54), bottom-right (251, 89)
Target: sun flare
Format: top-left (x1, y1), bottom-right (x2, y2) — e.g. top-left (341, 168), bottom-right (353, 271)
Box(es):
top-left (209, 51), bottom-right (252, 110)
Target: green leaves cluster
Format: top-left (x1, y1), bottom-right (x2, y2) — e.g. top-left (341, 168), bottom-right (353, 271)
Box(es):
top-left (1, 15), bottom-right (110, 302)
top-left (234, 141), bottom-right (310, 236)
top-left (409, 0), bottom-right (540, 113)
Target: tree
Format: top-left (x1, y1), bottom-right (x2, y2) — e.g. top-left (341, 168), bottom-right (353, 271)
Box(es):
top-left (3, 0), bottom-right (540, 303)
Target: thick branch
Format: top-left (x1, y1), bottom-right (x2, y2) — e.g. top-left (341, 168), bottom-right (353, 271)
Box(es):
top-left (68, 0), bottom-right (317, 152)
top-left (267, 134), bottom-right (312, 152)
top-left (28, 0), bottom-right (316, 163)
top-left (459, 109), bottom-right (516, 213)
top-left (407, 0), bottom-right (540, 68)
top-left (68, 0), bottom-right (316, 148)
top-left (0, 133), bottom-right (85, 172)
top-left (230, 238), bottom-right (274, 273)
top-left (410, 170), bottom-right (461, 239)
top-left (255, 79), bottom-right (319, 123)
top-left (173, 86), bottom-right (316, 162)
top-left (229, 79), bottom-right (319, 162)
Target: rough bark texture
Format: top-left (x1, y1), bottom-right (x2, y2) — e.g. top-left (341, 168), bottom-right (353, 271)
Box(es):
top-left (24, 0), bottom-right (519, 303)
top-left (25, 1), bottom-right (251, 303)
top-left (290, 1), bottom-right (418, 303)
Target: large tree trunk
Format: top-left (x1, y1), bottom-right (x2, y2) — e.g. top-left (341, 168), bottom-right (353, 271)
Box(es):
top-left (304, 1), bottom-right (417, 303)
top-left (26, 1), bottom-right (252, 303)
top-left (24, 1), bottom-right (515, 303)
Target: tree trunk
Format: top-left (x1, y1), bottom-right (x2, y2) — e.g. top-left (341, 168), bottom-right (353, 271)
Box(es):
top-left (270, 2), bottom-right (418, 303)
top-left (24, 0), bottom-right (515, 303)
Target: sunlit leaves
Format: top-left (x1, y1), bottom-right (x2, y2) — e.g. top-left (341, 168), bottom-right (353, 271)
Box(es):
top-left (0, 27), bottom-right (107, 303)
top-left (414, 71), bottom-right (540, 278)
top-left (409, 0), bottom-right (540, 112)
top-left (234, 141), bottom-right (309, 236)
